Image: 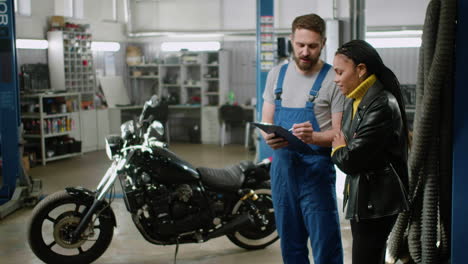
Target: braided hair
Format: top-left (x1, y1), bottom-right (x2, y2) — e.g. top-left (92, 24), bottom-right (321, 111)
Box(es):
top-left (336, 40), bottom-right (409, 143)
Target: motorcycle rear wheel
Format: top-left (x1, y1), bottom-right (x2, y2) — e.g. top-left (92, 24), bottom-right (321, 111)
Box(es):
top-left (227, 186), bottom-right (279, 250)
top-left (27, 190), bottom-right (114, 264)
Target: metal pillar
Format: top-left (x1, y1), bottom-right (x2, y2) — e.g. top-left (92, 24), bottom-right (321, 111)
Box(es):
top-left (256, 0), bottom-right (274, 161)
top-left (350, 0), bottom-right (366, 40)
top-left (0, 0), bottom-right (20, 205)
top-left (0, 0), bottom-right (41, 219)
top-left (452, 0), bottom-right (468, 261)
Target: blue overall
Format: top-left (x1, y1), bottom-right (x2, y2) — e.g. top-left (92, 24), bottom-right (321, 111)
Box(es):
top-left (270, 63), bottom-right (343, 264)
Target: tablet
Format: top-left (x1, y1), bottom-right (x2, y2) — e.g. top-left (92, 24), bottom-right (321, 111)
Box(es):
top-left (251, 122), bottom-right (316, 154)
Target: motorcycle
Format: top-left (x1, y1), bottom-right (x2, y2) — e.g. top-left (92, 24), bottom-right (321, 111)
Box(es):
top-left (27, 95), bottom-right (278, 264)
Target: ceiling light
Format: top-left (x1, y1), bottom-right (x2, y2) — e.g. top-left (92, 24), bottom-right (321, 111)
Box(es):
top-left (366, 37), bottom-right (422, 48)
top-left (167, 33), bottom-right (223, 38)
top-left (16, 39), bottom-right (49, 49)
top-left (161, 42), bottom-right (221, 52)
top-left (366, 30), bottom-right (423, 37)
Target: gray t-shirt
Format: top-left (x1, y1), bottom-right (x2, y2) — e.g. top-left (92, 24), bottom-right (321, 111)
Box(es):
top-left (263, 61), bottom-right (345, 131)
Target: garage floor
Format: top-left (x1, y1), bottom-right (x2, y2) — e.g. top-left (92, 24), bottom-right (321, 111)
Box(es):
top-left (0, 143), bottom-right (353, 264)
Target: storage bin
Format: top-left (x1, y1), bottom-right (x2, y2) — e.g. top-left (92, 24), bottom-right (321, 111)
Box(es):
top-left (69, 140), bottom-right (82, 153)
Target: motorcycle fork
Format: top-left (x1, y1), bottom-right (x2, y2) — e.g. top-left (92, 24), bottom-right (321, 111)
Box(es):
top-left (96, 160), bottom-right (119, 193)
top-left (71, 158), bottom-right (126, 241)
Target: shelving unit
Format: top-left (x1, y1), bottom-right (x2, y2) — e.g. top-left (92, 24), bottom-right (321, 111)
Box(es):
top-left (401, 84), bottom-right (416, 130)
top-left (20, 93), bottom-right (82, 165)
top-left (160, 64), bottom-right (183, 105)
top-left (126, 50), bottom-right (230, 144)
top-left (200, 51), bottom-right (230, 144)
top-left (126, 51), bottom-right (229, 106)
top-left (181, 62), bottom-right (202, 105)
top-left (201, 52), bottom-right (226, 106)
top-left (128, 64), bottom-right (160, 105)
top-left (47, 30), bottom-right (96, 93)
top-left (47, 29), bottom-right (104, 152)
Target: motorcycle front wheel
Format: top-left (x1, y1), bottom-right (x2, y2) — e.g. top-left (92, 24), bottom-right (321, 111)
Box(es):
top-left (227, 186), bottom-right (279, 250)
top-left (27, 190), bottom-right (114, 264)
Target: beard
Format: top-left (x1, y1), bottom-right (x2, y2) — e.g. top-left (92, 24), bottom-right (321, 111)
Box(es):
top-left (293, 53), bottom-right (320, 72)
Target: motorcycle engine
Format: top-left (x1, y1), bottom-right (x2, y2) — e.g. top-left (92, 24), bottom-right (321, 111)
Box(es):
top-left (141, 182), bottom-right (210, 235)
top-left (171, 184), bottom-right (196, 219)
top-left (175, 184), bottom-right (192, 203)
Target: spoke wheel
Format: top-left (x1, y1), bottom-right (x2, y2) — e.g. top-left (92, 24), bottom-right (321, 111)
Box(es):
top-left (28, 191), bottom-right (114, 264)
top-left (227, 187), bottom-right (279, 250)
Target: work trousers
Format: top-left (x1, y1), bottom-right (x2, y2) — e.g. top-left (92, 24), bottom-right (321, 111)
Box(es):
top-left (350, 214), bottom-right (398, 264)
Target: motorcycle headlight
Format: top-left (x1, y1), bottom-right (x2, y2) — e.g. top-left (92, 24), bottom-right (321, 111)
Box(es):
top-left (105, 135), bottom-right (123, 160)
top-left (120, 120), bottom-right (135, 140)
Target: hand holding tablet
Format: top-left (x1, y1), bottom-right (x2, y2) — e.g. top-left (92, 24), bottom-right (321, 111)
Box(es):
top-left (252, 122), bottom-right (317, 154)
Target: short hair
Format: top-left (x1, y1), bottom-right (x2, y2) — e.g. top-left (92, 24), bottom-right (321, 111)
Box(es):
top-left (291, 14), bottom-right (326, 37)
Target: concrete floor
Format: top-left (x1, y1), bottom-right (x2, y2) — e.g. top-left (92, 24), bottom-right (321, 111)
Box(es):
top-left (0, 143), bottom-right (352, 264)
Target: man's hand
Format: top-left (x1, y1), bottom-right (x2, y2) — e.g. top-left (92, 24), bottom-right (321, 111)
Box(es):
top-left (332, 131), bottom-right (347, 148)
top-left (291, 121), bottom-right (314, 144)
top-left (261, 101), bottom-right (288, 149)
top-left (263, 132), bottom-right (289, 150)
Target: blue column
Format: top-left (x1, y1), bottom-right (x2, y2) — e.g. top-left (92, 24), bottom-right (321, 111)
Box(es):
top-left (452, 0), bottom-right (468, 261)
top-left (256, 0), bottom-right (274, 160)
top-left (0, 0), bottom-right (20, 204)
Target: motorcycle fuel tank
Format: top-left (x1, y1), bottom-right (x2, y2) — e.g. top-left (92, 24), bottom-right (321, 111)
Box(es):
top-left (149, 147), bottom-right (200, 184)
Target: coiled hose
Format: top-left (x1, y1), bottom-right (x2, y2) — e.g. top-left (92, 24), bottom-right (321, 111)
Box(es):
top-left (387, 0), bottom-right (456, 263)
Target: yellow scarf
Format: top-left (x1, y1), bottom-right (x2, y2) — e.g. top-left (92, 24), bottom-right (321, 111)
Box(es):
top-left (331, 74), bottom-right (377, 157)
top-left (347, 74), bottom-right (377, 118)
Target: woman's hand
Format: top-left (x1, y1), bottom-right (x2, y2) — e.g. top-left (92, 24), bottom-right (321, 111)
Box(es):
top-left (332, 131), bottom-right (347, 148)
top-left (262, 131), bottom-right (289, 150)
top-left (291, 121), bottom-right (314, 144)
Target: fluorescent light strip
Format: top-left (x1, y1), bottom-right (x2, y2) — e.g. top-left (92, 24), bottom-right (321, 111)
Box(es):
top-left (161, 42), bottom-right (221, 52)
top-left (16, 39), bottom-right (49, 49)
top-left (91, 41), bottom-right (121, 52)
top-left (366, 30), bottom-right (422, 37)
top-left (366, 37), bottom-right (422, 48)
top-left (167, 33), bottom-right (223, 38)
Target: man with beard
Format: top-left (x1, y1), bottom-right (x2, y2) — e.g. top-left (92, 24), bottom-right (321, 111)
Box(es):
top-left (261, 14), bottom-right (344, 264)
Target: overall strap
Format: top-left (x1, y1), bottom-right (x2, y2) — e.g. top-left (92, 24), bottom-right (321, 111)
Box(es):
top-left (274, 63), bottom-right (289, 101)
top-left (308, 63), bottom-right (332, 103)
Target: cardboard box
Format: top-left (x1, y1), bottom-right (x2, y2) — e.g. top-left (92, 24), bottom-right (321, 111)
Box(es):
top-left (132, 71), bottom-right (142, 77)
top-left (50, 16), bottom-right (65, 28)
top-left (126, 46), bottom-right (142, 65)
top-left (22, 155), bottom-right (30, 172)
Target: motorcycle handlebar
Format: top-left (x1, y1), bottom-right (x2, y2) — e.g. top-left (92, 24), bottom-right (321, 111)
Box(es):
top-left (257, 158), bottom-right (271, 166)
top-left (146, 114), bottom-right (155, 126)
top-left (148, 140), bottom-right (167, 149)
top-left (139, 114), bottom-right (155, 139)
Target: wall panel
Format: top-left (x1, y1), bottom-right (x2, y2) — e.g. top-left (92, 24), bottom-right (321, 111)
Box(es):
top-left (377, 47), bottom-right (419, 84)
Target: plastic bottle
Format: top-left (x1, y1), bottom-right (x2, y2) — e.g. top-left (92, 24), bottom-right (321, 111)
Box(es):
top-left (66, 117), bottom-right (71, 131)
top-left (58, 119), bottom-right (63, 133)
top-left (52, 119), bottom-right (58, 133)
top-left (62, 117), bottom-right (66, 132)
top-left (43, 120), bottom-right (47, 134)
top-left (228, 91), bottom-right (235, 105)
top-left (47, 119), bottom-right (52, 134)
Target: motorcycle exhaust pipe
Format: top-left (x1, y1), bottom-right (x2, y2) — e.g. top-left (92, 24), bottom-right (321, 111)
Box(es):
top-left (207, 213), bottom-right (253, 239)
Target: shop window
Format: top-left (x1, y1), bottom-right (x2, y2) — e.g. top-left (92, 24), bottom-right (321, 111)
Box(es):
top-left (14, 0), bottom-right (32, 16)
top-left (54, 0), bottom-right (83, 19)
top-left (102, 0), bottom-right (117, 22)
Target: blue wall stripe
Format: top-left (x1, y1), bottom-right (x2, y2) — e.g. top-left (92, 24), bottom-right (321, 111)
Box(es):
top-left (452, 0), bottom-right (468, 262)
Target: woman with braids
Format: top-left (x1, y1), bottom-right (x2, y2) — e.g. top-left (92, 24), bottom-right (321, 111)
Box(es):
top-left (330, 39), bottom-right (410, 264)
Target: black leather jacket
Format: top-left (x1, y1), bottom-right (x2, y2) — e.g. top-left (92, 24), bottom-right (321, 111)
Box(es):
top-left (332, 80), bottom-right (409, 221)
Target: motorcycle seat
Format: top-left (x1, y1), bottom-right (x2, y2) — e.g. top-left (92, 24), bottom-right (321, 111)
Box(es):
top-left (197, 164), bottom-right (246, 193)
